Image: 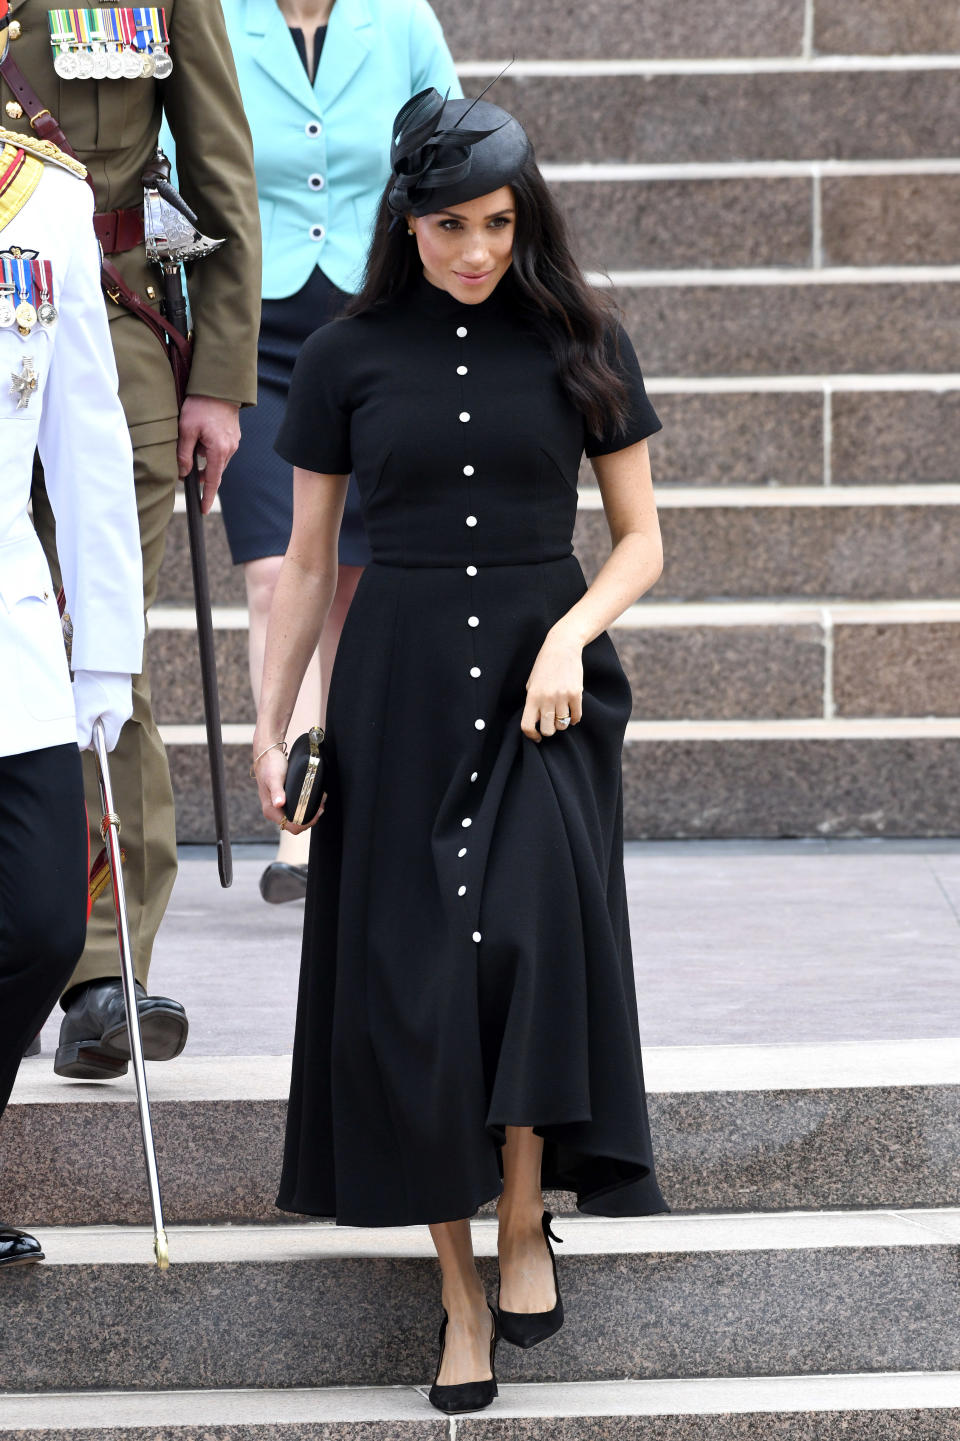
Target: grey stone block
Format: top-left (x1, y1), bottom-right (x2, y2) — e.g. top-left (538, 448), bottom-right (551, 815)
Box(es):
top-left (577, 502), bottom-right (960, 601)
top-left (3, 1086), bottom-right (956, 1226)
top-left (615, 624), bottom-right (824, 719)
top-left (822, 176), bottom-right (960, 267)
top-left (622, 736), bottom-right (960, 837)
top-left (460, 1414), bottom-right (960, 1440)
top-left (615, 283), bottom-right (960, 377)
top-left (559, 178), bottom-right (812, 272)
top-left (1, 1246), bottom-right (957, 1391)
top-left (833, 623), bottom-right (960, 717)
top-left (169, 742), bottom-right (271, 843)
top-left (149, 628), bottom-right (255, 727)
top-left (814, 0), bottom-right (960, 54)
top-left (832, 391), bottom-right (960, 486)
top-left (436, 0), bottom-right (805, 60)
top-left (472, 73), bottom-right (960, 164)
top-left (649, 393), bottom-right (824, 487)
top-left (157, 511), bottom-right (243, 609)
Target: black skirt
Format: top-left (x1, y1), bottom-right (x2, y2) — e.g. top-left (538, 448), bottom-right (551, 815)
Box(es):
top-left (277, 557), bottom-right (668, 1227)
top-left (220, 268), bottom-right (370, 567)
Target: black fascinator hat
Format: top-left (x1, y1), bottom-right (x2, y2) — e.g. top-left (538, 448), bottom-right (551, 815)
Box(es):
top-left (388, 87), bottom-right (532, 218)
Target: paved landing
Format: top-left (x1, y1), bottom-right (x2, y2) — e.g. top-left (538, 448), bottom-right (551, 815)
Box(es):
top-left (28, 840), bottom-right (960, 1061)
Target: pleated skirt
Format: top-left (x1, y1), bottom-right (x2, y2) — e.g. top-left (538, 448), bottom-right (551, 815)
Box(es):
top-left (277, 555), bottom-right (667, 1226)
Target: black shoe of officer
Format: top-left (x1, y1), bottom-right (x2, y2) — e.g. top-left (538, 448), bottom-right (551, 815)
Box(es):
top-left (0, 1222), bottom-right (43, 1267)
top-left (55, 980), bottom-right (189, 1080)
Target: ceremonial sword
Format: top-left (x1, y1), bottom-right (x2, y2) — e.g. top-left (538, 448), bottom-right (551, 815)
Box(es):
top-left (141, 152), bottom-right (233, 888)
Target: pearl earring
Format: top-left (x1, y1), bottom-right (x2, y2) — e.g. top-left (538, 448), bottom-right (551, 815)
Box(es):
top-left (407, 227), bottom-right (414, 236)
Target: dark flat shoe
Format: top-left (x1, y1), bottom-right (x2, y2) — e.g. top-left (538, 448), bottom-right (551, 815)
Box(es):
top-left (428, 1303), bottom-right (498, 1415)
top-left (259, 862), bottom-right (309, 904)
top-left (497, 1210), bottom-right (564, 1349)
top-left (0, 1222), bottom-right (43, 1267)
top-left (55, 980), bottom-right (189, 1079)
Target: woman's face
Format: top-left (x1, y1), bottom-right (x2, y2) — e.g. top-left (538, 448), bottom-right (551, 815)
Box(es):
top-left (410, 186), bottom-right (515, 305)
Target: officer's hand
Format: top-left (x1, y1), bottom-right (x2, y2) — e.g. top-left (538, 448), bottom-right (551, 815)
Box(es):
top-left (73, 671), bottom-right (133, 752)
top-left (178, 395), bottom-right (241, 513)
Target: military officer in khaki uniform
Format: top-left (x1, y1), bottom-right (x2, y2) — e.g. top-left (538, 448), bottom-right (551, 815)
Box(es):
top-left (0, 0), bottom-right (261, 1078)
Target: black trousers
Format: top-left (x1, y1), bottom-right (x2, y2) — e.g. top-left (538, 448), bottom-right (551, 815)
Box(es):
top-left (0, 744), bottom-right (88, 1116)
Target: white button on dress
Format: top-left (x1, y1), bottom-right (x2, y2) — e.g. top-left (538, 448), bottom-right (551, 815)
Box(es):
top-left (309, 224), bottom-right (325, 241)
top-left (472, 931), bottom-right (482, 943)
top-left (463, 465), bottom-right (475, 476)
top-left (471, 772), bottom-right (478, 782)
top-left (466, 565), bottom-right (477, 576)
top-left (466, 515), bottom-right (477, 527)
top-left (470, 666), bottom-right (481, 678)
top-left (458, 885), bottom-right (467, 896)
top-left (458, 847), bottom-right (467, 858)
top-left (461, 818), bottom-right (472, 828)
top-left (457, 365), bottom-right (468, 376)
top-left (308, 173), bottom-right (325, 190)
top-left (457, 326), bottom-right (468, 338)
top-left (305, 121), bottom-right (322, 136)
top-left (459, 411), bottom-right (470, 423)
top-left (474, 719), bottom-right (485, 730)
top-left (468, 616), bottom-right (479, 627)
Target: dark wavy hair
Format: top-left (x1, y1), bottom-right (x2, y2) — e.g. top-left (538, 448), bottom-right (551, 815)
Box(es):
top-left (346, 150), bottom-right (630, 440)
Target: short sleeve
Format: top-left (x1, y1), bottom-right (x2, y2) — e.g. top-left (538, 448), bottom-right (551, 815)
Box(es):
top-left (584, 323), bottom-right (662, 458)
top-left (275, 323), bottom-right (353, 474)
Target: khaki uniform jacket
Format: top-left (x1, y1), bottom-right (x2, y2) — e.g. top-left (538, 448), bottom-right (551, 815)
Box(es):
top-left (1, 0), bottom-right (261, 447)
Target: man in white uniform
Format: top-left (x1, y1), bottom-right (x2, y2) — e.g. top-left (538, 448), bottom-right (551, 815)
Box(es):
top-left (0, 93), bottom-right (143, 1265)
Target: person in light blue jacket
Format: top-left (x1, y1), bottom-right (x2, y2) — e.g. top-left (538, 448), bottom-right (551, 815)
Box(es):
top-left (221, 0), bottom-right (461, 902)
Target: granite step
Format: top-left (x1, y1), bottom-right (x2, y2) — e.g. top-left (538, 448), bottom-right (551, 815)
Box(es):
top-left (1, 1208), bottom-right (958, 1392)
top-left (159, 721), bottom-right (960, 841)
top-left (463, 69), bottom-right (960, 168)
top-left (6, 1042), bottom-right (958, 1226)
top-left (149, 601), bottom-right (960, 727)
top-left (560, 172), bottom-right (960, 273)
top-left (3, 1373), bottom-right (960, 1438)
top-left (157, 487), bottom-right (960, 611)
top-left (440, 0), bottom-right (807, 62)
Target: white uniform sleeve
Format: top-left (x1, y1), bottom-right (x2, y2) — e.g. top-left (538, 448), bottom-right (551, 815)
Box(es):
top-left (36, 183), bottom-right (144, 678)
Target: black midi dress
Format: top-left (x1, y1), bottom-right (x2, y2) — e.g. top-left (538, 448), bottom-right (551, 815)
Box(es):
top-left (274, 270), bottom-right (668, 1227)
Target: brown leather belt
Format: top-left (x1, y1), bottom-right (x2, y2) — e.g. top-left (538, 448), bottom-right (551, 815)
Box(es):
top-left (94, 207), bottom-right (145, 256)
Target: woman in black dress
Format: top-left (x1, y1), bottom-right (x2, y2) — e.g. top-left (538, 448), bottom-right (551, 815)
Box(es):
top-left (253, 90), bottom-right (667, 1415)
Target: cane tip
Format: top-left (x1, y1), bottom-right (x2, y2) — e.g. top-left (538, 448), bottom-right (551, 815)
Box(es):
top-left (155, 1231), bottom-right (170, 1270)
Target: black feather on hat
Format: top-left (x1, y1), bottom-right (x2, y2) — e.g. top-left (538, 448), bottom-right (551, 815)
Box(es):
top-left (387, 87), bottom-right (531, 219)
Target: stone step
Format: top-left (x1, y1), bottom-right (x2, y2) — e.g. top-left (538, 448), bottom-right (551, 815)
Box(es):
top-left (439, 0), bottom-right (806, 62)
top-left (466, 70), bottom-right (960, 166)
top-left (814, 0), bottom-right (960, 56)
top-left (3, 1373), bottom-right (960, 1438)
top-left (1, 1208), bottom-right (957, 1392)
top-left (156, 721), bottom-right (960, 841)
top-left (6, 1041), bottom-right (958, 1226)
top-left (156, 487), bottom-right (960, 611)
top-left (615, 279), bottom-right (960, 376)
top-left (562, 173), bottom-right (960, 273)
top-left (148, 602), bottom-right (960, 727)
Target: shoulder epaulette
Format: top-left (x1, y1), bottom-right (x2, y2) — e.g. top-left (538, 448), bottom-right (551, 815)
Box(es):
top-left (0, 126), bottom-right (88, 180)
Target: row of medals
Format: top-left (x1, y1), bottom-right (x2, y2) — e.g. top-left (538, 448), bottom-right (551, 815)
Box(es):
top-left (0, 291), bottom-right (57, 335)
top-left (53, 43), bottom-right (172, 79)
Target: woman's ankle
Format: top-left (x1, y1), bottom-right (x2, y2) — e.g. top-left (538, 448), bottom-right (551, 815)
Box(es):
top-left (496, 1194), bottom-right (544, 1236)
top-left (440, 1275), bottom-right (487, 1318)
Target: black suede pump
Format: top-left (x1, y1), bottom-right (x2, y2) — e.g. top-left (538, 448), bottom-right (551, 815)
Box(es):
top-left (427, 1302), bottom-right (499, 1415)
top-left (497, 1210), bottom-right (564, 1348)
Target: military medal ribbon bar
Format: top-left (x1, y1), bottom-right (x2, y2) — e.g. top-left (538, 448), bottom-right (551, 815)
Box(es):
top-left (48, 8), bottom-right (172, 80)
top-left (0, 253), bottom-right (56, 334)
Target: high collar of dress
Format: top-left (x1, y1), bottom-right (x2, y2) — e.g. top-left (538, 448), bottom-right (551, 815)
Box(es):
top-left (413, 266), bottom-right (518, 323)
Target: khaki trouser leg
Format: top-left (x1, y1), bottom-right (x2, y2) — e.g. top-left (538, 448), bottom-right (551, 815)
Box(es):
top-left (32, 439), bottom-right (179, 992)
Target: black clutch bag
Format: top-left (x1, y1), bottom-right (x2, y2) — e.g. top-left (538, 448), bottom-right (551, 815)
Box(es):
top-left (283, 725), bottom-right (326, 826)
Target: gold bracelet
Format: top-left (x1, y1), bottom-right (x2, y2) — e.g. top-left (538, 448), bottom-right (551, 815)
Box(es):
top-left (249, 739), bottom-right (288, 778)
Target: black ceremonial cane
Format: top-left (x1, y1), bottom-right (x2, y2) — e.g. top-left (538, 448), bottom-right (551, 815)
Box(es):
top-left (142, 154), bottom-right (233, 887)
top-left (93, 719), bottom-right (170, 1269)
